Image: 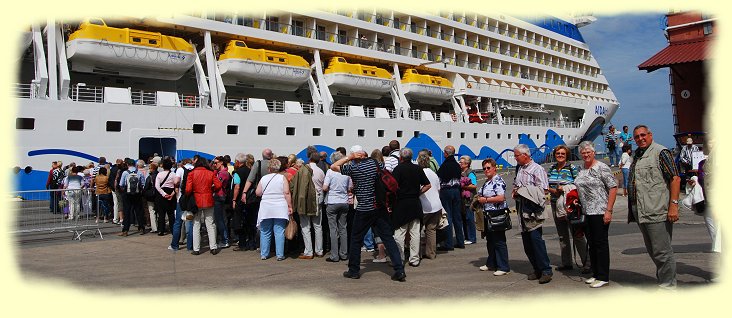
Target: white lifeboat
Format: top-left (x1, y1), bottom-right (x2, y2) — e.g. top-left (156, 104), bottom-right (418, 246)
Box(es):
top-left (401, 68), bottom-right (454, 105)
top-left (217, 40), bottom-right (310, 91)
top-left (323, 57), bottom-right (394, 99)
top-left (65, 18), bottom-right (195, 80)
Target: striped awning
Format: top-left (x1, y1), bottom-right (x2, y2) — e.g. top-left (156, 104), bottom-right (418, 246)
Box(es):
top-left (638, 38), bottom-right (712, 72)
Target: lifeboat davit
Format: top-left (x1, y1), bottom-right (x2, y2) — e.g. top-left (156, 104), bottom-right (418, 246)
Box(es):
top-left (217, 40), bottom-right (310, 91)
top-left (20, 31), bottom-right (32, 58)
top-left (323, 57), bottom-right (394, 99)
top-left (66, 18), bottom-right (195, 80)
top-left (401, 68), bottom-right (454, 105)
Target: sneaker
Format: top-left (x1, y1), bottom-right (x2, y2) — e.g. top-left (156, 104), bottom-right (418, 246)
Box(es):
top-left (493, 270), bottom-right (509, 276)
top-left (590, 280), bottom-right (608, 288)
top-left (191, 251), bottom-right (201, 255)
top-left (222, 243), bottom-right (230, 248)
top-left (360, 247), bottom-right (368, 252)
top-left (210, 248), bottom-right (220, 255)
top-left (366, 248), bottom-right (375, 252)
top-left (464, 240), bottom-right (474, 245)
top-left (343, 271), bottom-right (361, 279)
top-left (167, 246), bottom-right (178, 251)
top-left (538, 274), bottom-right (553, 284)
top-left (372, 257), bottom-right (387, 263)
top-left (585, 277), bottom-right (596, 284)
top-left (479, 265), bottom-right (495, 271)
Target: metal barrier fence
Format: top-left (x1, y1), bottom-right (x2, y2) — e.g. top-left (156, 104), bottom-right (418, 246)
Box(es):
top-left (10, 189), bottom-right (105, 241)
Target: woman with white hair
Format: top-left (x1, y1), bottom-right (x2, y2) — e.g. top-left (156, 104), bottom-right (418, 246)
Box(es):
top-left (322, 151), bottom-right (353, 262)
top-left (574, 141), bottom-right (617, 288)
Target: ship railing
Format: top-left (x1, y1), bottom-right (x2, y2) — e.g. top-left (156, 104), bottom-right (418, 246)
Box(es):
top-left (131, 90), bottom-right (157, 106)
top-left (10, 189), bottom-right (105, 242)
top-left (501, 117), bottom-right (581, 128)
top-left (466, 81), bottom-right (587, 105)
top-left (14, 83), bottom-right (34, 99)
top-left (70, 84), bottom-right (104, 103)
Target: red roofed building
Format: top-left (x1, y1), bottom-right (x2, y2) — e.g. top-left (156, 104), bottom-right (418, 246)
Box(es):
top-left (638, 11), bottom-right (714, 135)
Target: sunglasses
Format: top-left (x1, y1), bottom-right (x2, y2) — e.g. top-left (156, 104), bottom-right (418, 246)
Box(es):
top-left (633, 133), bottom-right (649, 139)
top-left (483, 166), bottom-right (493, 170)
top-left (555, 152), bottom-right (566, 156)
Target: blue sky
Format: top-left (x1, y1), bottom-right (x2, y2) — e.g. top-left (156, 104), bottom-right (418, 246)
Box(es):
top-left (580, 13), bottom-right (677, 149)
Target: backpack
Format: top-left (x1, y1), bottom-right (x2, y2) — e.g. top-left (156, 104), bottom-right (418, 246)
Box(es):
top-left (375, 160), bottom-right (399, 212)
top-left (178, 168), bottom-right (198, 213)
top-left (51, 169), bottom-right (65, 188)
top-left (126, 170), bottom-right (141, 194)
top-left (215, 170), bottom-right (233, 202)
top-left (143, 171), bottom-right (159, 202)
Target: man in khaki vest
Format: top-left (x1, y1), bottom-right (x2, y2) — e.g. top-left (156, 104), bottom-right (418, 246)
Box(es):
top-left (627, 125), bottom-right (680, 289)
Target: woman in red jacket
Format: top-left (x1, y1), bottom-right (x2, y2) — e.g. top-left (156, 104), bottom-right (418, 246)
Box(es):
top-left (186, 157), bottom-right (223, 255)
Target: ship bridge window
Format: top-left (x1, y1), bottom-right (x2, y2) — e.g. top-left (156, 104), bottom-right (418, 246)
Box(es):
top-left (227, 125), bottom-right (238, 135)
top-left (16, 118), bottom-right (34, 130)
top-left (286, 127), bottom-right (295, 136)
top-left (358, 129), bottom-right (365, 137)
top-left (336, 129), bottom-right (344, 136)
top-left (397, 130), bottom-right (403, 138)
top-left (193, 124), bottom-right (205, 134)
top-left (258, 126), bottom-right (268, 135)
top-left (313, 128), bottom-right (321, 136)
top-left (378, 130), bottom-right (384, 137)
top-left (106, 121), bottom-right (121, 132)
top-left (67, 119), bottom-right (84, 131)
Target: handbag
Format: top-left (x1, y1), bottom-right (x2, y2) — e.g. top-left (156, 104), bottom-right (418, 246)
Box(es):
top-left (284, 215), bottom-right (298, 240)
top-left (179, 193), bottom-right (198, 214)
top-left (484, 208), bottom-right (512, 232)
top-left (564, 189), bottom-right (585, 226)
top-left (437, 209), bottom-right (449, 230)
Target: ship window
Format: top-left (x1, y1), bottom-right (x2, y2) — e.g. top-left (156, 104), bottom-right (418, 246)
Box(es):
top-left (286, 127), bottom-right (296, 136)
top-left (268, 57), bottom-right (274, 61)
top-left (235, 41), bottom-right (247, 47)
top-left (537, 134), bottom-right (540, 140)
top-left (358, 129), bottom-right (365, 137)
top-left (227, 125), bottom-right (238, 135)
top-left (279, 58), bottom-right (285, 62)
top-left (413, 131), bottom-right (420, 138)
top-left (16, 118), bottom-right (34, 130)
top-left (193, 124), bottom-right (205, 134)
top-left (378, 130), bottom-right (384, 137)
top-left (258, 126), bottom-right (268, 135)
top-left (473, 133), bottom-right (478, 139)
top-left (132, 38), bottom-right (141, 43)
top-left (336, 129), bottom-right (344, 136)
top-left (149, 39), bottom-right (157, 45)
top-left (497, 133), bottom-right (501, 139)
top-left (312, 128), bottom-right (321, 136)
top-left (460, 132), bottom-right (465, 139)
top-left (508, 134), bottom-right (512, 139)
top-left (447, 132), bottom-right (452, 138)
top-left (106, 121), bottom-right (122, 132)
top-left (561, 135), bottom-right (564, 139)
top-left (486, 133), bottom-right (490, 139)
top-left (67, 120), bottom-right (84, 131)
top-left (397, 130), bottom-right (403, 138)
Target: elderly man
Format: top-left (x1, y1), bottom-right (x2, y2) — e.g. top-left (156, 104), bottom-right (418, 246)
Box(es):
top-left (437, 145), bottom-right (465, 251)
top-left (391, 148), bottom-right (431, 266)
top-left (332, 145), bottom-right (406, 282)
top-left (627, 125), bottom-right (680, 289)
top-left (292, 152), bottom-right (325, 259)
top-left (512, 144), bottom-right (553, 284)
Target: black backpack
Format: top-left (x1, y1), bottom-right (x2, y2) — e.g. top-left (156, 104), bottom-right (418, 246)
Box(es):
top-left (178, 168), bottom-right (198, 213)
top-left (126, 170), bottom-right (141, 194)
top-left (143, 171), bottom-right (159, 202)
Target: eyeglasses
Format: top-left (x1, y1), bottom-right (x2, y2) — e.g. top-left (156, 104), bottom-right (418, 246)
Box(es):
top-left (483, 166), bottom-right (493, 171)
top-left (633, 133), bottom-right (649, 139)
top-left (555, 152), bottom-right (566, 156)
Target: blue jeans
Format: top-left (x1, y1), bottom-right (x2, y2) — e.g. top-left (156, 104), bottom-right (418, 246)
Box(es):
top-left (608, 147), bottom-right (619, 166)
top-left (98, 193), bottom-right (112, 219)
top-left (439, 187), bottom-right (464, 249)
top-left (213, 197), bottom-right (229, 246)
top-left (363, 228), bottom-right (375, 249)
top-left (170, 201), bottom-right (193, 251)
top-left (463, 201), bottom-right (477, 243)
top-left (485, 230), bottom-right (510, 272)
top-left (348, 209), bottom-right (405, 275)
top-left (521, 227), bottom-right (552, 276)
top-left (622, 168), bottom-right (630, 189)
top-left (259, 218), bottom-right (287, 259)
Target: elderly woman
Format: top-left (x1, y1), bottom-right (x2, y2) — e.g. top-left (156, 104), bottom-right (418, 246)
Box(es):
top-left (477, 158), bottom-right (510, 276)
top-left (574, 141), bottom-right (617, 288)
top-left (155, 159), bottom-right (179, 236)
top-left (459, 155), bottom-right (478, 245)
top-left (417, 150), bottom-right (443, 260)
top-left (546, 145), bottom-right (589, 273)
top-left (256, 158), bottom-right (294, 261)
top-left (94, 167), bottom-right (112, 223)
top-left (322, 151), bottom-right (353, 262)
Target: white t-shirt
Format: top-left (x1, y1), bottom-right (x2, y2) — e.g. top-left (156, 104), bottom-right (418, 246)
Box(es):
top-left (620, 152), bottom-right (632, 169)
top-left (419, 168), bottom-right (443, 214)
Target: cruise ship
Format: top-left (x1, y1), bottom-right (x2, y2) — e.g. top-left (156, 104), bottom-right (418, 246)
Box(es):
top-left (14, 10), bottom-right (618, 193)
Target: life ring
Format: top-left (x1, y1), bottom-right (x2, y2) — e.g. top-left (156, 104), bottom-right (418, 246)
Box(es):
top-left (184, 96), bottom-right (196, 107)
top-left (467, 83), bottom-right (472, 89)
top-left (521, 87), bottom-right (526, 95)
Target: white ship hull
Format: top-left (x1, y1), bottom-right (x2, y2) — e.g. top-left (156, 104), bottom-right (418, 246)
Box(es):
top-left (218, 59), bottom-right (310, 91)
top-left (324, 73), bottom-right (394, 99)
top-left (66, 39), bottom-right (195, 80)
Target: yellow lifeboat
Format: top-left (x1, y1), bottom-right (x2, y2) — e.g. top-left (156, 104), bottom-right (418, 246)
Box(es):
top-left (400, 68), bottom-right (454, 104)
top-left (217, 40), bottom-right (310, 91)
top-left (66, 18), bottom-right (195, 80)
top-left (323, 57), bottom-right (394, 99)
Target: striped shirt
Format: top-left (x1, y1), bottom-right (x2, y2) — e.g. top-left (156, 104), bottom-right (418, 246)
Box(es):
top-left (547, 163), bottom-right (579, 186)
top-left (341, 158), bottom-right (383, 212)
top-left (384, 150), bottom-right (400, 172)
top-left (514, 160), bottom-right (548, 190)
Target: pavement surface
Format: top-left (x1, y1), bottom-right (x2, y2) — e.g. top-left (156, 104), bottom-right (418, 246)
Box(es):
top-left (10, 162), bottom-right (722, 302)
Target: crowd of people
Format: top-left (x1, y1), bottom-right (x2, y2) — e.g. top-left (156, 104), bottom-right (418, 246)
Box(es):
top-left (43, 125), bottom-right (714, 288)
